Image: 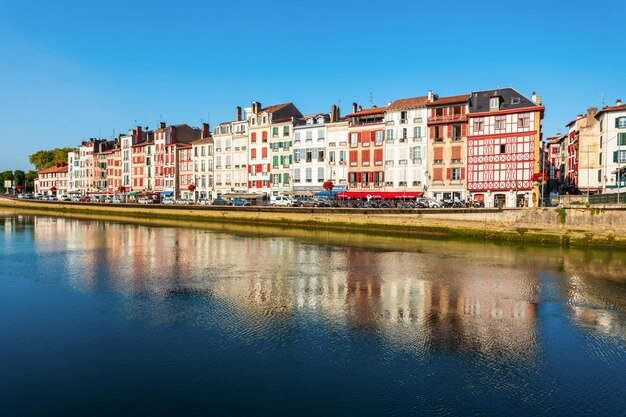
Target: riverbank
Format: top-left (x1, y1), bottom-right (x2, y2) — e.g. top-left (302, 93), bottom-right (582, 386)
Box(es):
top-left (2, 197), bottom-right (626, 248)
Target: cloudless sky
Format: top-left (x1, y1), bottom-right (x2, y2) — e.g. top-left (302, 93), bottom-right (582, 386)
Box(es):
top-left (1, 0), bottom-right (625, 171)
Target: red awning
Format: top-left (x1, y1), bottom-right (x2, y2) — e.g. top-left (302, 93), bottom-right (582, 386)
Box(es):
top-left (336, 191), bottom-right (423, 199)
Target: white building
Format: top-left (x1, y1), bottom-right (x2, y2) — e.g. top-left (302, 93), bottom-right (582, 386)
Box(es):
top-left (213, 121), bottom-right (234, 197)
top-left (232, 107), bottom-right (249, 193)
top-left (326, 105), bottom-right (349, 188)
top-left (270, 118), bottom-right (296, 195)
top-left (192, 133), bottom-right (214, 200)
top-left (383, 96), bottom-right (429, 194)
top-left (293, 114), bottom-right (328, 192)
top-left (596, 99), bottom-right (626, 193)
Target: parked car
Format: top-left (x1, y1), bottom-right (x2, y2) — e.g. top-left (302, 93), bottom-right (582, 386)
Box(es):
top-left (198, 198), bottom-right (210, 205)
top-left (138, 197), bottom-right (153, 204)
top-left (417, 198), bottom-right (443, 208)
top-left (79, 197), bottom-right (91, 202)
top-left (232, 198), bottom-right (251, 206)
top-left (112, 197), bottom-right (122, 204)
top-left (176, 199), bottom-right (193, 205)
top-left (270, 195), bottom-right (292, 206)
top-left (58, 195), bottom-right (71, 201)
top-left (211, 197), bottom-right (231, 206)
top-left (162, 197), bottom-right (176, 205)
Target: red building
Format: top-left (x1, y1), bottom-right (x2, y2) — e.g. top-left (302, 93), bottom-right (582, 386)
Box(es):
top-left (177, 143), bottom-right (194, 199)
top-left (466, 88), bottom-right (544, 207)
top-left (345, 103), bottom-right (386, 191)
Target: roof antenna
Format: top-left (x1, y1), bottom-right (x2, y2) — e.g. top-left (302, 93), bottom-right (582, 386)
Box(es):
top-left (369, 92), bottom-right (375, 107)
top-left (601, 92), bottom-right (605, 107)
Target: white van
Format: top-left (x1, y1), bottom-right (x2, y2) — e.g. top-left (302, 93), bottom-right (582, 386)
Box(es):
top-left (270, 195), bottom-right (292, 206)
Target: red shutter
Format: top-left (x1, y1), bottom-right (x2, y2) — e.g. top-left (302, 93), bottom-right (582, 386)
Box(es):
top-left (356, 172), bottom-right (362, 183)
top-left (256, 163), bottom-right (262, 171)
top-left (369, 172), bottom-right (374, 183)
top-left (350, 150), bottom-right (358, 162)
top-left (262, 131), bottom-right (268, 141)
top-left (461, 168), bottom-right (465, 179)
top-left (434, 147), bottom-right (443, 160)
top-left (429, 127), bottom-right (435, 139)
top-left (462, 124), bottom-right (467, 137)
top-left (447, 125), bottom-right (452, 138)
top-left (256, 180), bottom-right (262, 188)
top-left (433, 168), bottom-right (443, 181)
top-left (251, 132), bottom-right (256, 142)
top-left (361, 149), bottom-right (369, 161)
top-left (248, 181), bottom-right (252, 188)
top-left (251, 148), bottom-right (257, 158)
top-left (248, 165), bottom-right (251, 173)
top-left (374, 149), bottom-right (383, 162)
top-left (446, 168), bottom-right (452, 180)
top-left (451, 146), bottom-right (461, 160)
top-left (262, 147), bottom-right (268, 157)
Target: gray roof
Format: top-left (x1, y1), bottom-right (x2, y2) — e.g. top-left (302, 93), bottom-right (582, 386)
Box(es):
top-left (468, 88), bottom-right (537, 113)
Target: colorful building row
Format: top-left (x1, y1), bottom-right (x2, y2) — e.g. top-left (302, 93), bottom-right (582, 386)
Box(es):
top-left (37, 87), bottom-right (546, 207)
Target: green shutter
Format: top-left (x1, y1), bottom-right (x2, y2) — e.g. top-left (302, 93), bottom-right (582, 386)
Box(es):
top-left (289, 155), bottom-right (293, 164)
top-left (273, 155), bottom-right (278, 167)
top-left (284, 172), bottom-right (289, 183)
top-left (614, 151), bottom-right (619, 163)
top-left (278, 141), bottom-right (283, 148)
top-left (288, 141), bottom-right (292, 147)
top-left (619, 133), bottom-right (626, 146)
top-left (598, 170), bottom-right (602, 182)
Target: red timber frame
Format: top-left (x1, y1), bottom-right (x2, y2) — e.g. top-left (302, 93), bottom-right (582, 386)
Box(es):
top-left (467, 108), bottom-right (541, 193)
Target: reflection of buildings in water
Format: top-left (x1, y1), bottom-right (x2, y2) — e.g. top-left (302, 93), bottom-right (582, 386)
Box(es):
top-left (563, 274), bottom-right (626, 340)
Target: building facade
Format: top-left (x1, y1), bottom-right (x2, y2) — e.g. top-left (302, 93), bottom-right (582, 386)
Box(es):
top-left (192, 132), bottom-right (214, 200)
top-left (565, 108), bottom-right (601, 194)
top-left (596, 100), bottom-right (626, 193)
top-left (466, 89), bottom-right (544, 207)
top-left (35, 163), bottom-right (69, 195)
top-left (384, 95), bottom-right (430, 195)
top-left (326, 106), bottom-right (349, 188)
top-left (425, 93), bottom-right (469, 202)
top-left (293, 114), bottom-right (328, 192)
top-left (345, 104), bottom-right (386, 191)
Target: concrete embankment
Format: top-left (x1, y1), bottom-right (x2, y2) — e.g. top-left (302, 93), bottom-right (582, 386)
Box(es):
top-left (2, 197), bottom-right (626, 249)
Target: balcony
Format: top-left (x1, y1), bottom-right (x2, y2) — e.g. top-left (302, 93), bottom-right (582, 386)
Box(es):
top-left (385, 160), bottom-right (394, 166)
top-left (339, 141), bottom-right (347, 146)
top-left (412, 136), bottom-right (423, 142)
top-left (434, 138), bottom-right (443, 142)
top-left (362, 142), bottom-right (370, 147)
top-left (428, 113), bottom-right (467, 123)
top-left (362, 161), bottom-right (370, 166)
top-left (400, 119), bottom-right (407, 124)
top-left (328, 142), bottom-right (336, 147)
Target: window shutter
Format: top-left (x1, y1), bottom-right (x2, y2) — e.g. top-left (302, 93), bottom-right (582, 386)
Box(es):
top-left (616, 118), bottom-right (620, 128)
top-left (251, 133), bottom-right (256, 142)
top-left (256, 180), bottom-right (262, 188)
top-left (289, 155), bottom-right (293, 164)
top-left (462, 124), bottom-right (467, 137)
top-left (356, 172), bottom-right (362, 183)
top-left (429, 127), bottom-right (434, 139)
top-left (369, 172), bottom-right (374, 183)
top-left (614, 151), bottom-right (618, 163)
top-left (273, 155), bottom-right (278, 167)
top-left (256, 163), bottom-right (262, 171)
top-left (461, 167), bottom-right (465, 180)
top-left (251, 148), bottom-right (256, 158)
top-left (447, 125), bottom-right (452, 138)
top-left (446, 168), bottom-right (452, 179)
top-left (248, 165), bottom-right (251, 173)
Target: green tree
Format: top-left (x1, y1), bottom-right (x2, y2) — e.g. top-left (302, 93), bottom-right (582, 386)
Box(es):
top-left (28, 147), bottom-right (75, 170)
top-left (13, 170), bottom-right (26, 189)
top-left (25, 170), bottom-right (37, 192)
top-left (0, 171), bottom-right (14, 193)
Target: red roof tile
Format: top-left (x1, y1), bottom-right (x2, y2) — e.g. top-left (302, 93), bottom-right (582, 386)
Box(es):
top-left (38, 163), bottom-right (68, 174)
top-left (596, 103), bottom-right (626, 117)
top-left (261, 103), bottom-right (290, 113)
top-left (387, 96), bottom-right (429, 110)
top-left (426, 94), bottom-right (470, 107)
top-left (344, 106), bottom-right (388, 118)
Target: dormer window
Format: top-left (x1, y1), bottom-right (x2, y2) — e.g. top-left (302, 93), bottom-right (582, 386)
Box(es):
top-left (306, 118), bottom-right (313, 125)
top-left (511, 97), bottom-right (521, 105)
top-left (489, 97), bottom-right (500, 110)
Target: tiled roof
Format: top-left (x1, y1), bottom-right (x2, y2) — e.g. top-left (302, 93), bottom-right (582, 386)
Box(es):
top-left (426, 94), bottom-right (470, 107)
top-left (38, 163), bottom-right (68, 174)
top-left (344, 106), bottom-right (388, 118)
top-left (191, 136), bottom-right (213, 145)
top-left (261, 103), bottom-right (290, 113)
top-left (387, 96), bottom-right (429, 110)
top-left (596, 103), bottom-right (626, 117)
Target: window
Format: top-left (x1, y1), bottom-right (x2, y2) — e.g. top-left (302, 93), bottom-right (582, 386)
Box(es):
top-left (400, 111), bottom-right (407, 121)
top-left (375, 131), bottom-right (383, 144)
top-left (350, 133), bottom-right (358, 146)
top-left (500, 144), bottom-right (506, 153)
top-left (295, 132), bottom-right (301, 142)
top-left (434, 126), bottom-right (442, 140)
top-left (619, 133), bottom-right (626, 146)
top-left (272, 127), bottom-right (279, 137)
top-left (329, 151), bottom-right (336, 163)
top-left (294, 168), bottom-right (300, 182)
top-left (305, 168), bottom-right (312, 182)
top-left (511, 97), bottom-right (520, 104)
top-left (283, 126), bottom-right (290, 136)
top-left (490, 97), bottom-right (500, 110)
top-left (474, 119), bottom-right (484, 132)
top-left (401, 128), bottom-right (407, 140)
top-left (495, 116), bottom-right (506, 130)
top-left (413, 126), bottom-right (421, 138)
top-left (452, 124), bottom-right (462, 140)
top-left (262, 131), bottom-right (268, 142)
top-left (412, 146), bottom-right (422, 161)
top-left (615, 117), bottom-right (626, 128)
top-left (339, 150), bottom-right (347, 163)
top-left (318, 129), bottom-right (324, 140)
top-left (317, 167), bottom-right (324, 182)
top-left (518, 114), bottom-right (530, 128)
top-left (251, 132), bottom-right (257, 142)
top-left (306, 148), bottom-right (313, 162)
top-left (318, 149), bottom-right (325, 162)
top-left (451, 168), bottom-right (461, 181)
top-left (614, 150), bottom-right (626, 163)
top-left (294, 149), bottom-right (301, 163)
top-left (386, 129), bottom-right (394, 140)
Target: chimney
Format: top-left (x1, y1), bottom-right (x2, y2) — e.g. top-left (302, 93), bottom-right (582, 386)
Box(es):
top-left (236, 106), bottom-right (242, 122)
top-left (428, 90), bottom-right (434, 102)
top-left (252, 101), bottom-right (261, 114)
top-left (201, 123), bottom-right (210, 139)
top-left (358, 105), bottom-right (362, 111)
top-left (387, 100), bottom-right (392, 106)
top-left (531, 92), bottom-right (537, 104)
top-left (159, 121), bottom-right (166, 129)
top-left (617, 99), bottom-right (623, 106)
top-left (330, 104), bottom-right (337, 123)
top-left (335, 105), bottom-right (340, 121)
top-left (352, 102), bottom-right (357, 114)
top-left (136, 125), bottom-right (142, 142)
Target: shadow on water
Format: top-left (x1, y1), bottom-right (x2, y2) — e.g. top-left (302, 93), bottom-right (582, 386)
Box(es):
top-left (1, 209), bottom-right (625, 416)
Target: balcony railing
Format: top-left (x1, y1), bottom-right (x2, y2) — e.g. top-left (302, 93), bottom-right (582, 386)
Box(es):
top-left (428, 113), bottom-right (467, 122)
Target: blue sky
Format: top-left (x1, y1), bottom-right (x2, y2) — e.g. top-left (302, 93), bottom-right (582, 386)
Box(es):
top-left (1, 0), bottom-right (625, 171)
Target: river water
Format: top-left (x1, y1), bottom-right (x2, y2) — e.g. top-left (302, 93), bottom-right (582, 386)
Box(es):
top-left (0, 210), bottom-right (625, 416)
